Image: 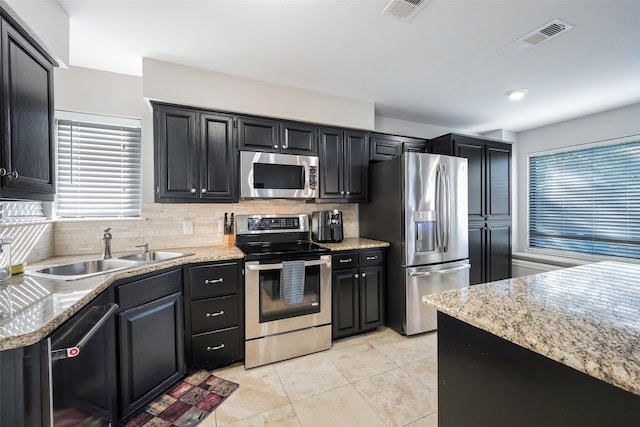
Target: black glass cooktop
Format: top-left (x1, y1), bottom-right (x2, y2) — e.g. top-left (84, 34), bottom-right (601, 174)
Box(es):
top-left (238, 241), bottom-right (330, 261)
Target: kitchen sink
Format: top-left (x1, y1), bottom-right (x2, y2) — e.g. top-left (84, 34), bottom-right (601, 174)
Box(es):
top-left (27, 259), bottom-right (142, 281)
top-left (116, 251), bottom-right (190, 262)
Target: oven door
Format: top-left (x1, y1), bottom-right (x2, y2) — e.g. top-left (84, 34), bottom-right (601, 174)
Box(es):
top-left (245, 254), bottom-right (331, 340)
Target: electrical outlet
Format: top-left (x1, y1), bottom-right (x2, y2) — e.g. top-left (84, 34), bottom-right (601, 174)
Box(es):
top-left (183, 221), bottom-right (193, 235)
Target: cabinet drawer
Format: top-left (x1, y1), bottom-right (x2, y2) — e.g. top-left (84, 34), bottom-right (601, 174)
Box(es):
top-left (333, 252), bottom-right (358, 269)
top-left (189, 262), bottom-right (238, 299)
top-left (116, 269), bottom-right (182, 311)
top-left (190, 296), bottom-right (239, 334)
top-left (191, 327), bottom-right (242, 369)
top-left (359, 250), bottom-right (384, 267)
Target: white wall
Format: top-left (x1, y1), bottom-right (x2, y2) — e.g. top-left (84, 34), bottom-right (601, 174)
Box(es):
top-left (513, 102), bottom-right (640, 252)
top-left (374, 116), bottom-right (457, 139)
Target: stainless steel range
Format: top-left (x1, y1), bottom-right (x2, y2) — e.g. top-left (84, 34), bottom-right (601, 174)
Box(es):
top-left (235, 214), bottom-right (332, 368)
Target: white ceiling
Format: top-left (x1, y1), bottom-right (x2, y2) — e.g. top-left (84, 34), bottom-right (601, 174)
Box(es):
top-left (57, 0), bottom-right (640, 133)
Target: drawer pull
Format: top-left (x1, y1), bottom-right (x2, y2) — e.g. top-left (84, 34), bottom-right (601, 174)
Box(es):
top-left (206, 310), bottom-right (225, 318)
top-left (206, 344), bottom-right (225, 351)
top-left (366, 256), bottom-right (377, 260)
top-left (204, 278), bottom-right (224, 285)
top-left (339, 258), bottom-right (352, 263)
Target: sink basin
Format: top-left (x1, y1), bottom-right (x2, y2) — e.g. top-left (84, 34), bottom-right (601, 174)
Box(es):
top-left (116, 251), bottom-right (190, 262)
top-left (28, 259), bottom-right (141, 281)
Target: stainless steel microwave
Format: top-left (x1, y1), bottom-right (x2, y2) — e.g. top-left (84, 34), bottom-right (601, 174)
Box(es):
top-left (240, 151), bottom-right (318, 199)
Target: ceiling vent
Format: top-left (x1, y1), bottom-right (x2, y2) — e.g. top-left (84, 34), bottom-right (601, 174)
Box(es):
top-left (381, 0), bottom-right (431, 21)
top-left (503, 19), bottom-right (574, 54)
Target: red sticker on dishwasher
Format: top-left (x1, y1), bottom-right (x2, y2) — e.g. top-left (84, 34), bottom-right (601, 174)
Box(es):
top-left (67, 347), bottom-right (80, 357)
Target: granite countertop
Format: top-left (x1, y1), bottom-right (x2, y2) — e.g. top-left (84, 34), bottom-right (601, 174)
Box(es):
top-left (317, 237), bottom-right (389, 251)
top-left (0, 245), bottom-right (244, 351)
top-left (423, 261), bottom-right (640, 396)
top-left (0, 238), bottom-right (389, 351)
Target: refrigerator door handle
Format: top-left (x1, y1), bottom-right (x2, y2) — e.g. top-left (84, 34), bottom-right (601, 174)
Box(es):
top-left (409, 263), bottom-right (471, 277)
top-left (435, 165), bottom-right (443, 252)
top-left (443, 165), bottom-right (451, 252)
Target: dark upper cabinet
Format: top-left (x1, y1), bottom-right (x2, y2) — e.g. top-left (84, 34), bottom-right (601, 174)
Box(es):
top-left (318, 127), bottom-right (368, 202)
top-left (154, 103), bottom-right (236, 202)
top-left (430, 133), bottom-right (512, 222)
top-left (0, 18), bottom-right (55, 200)
top-left (430, 133), bottom-right (512, 285)
top-left (238, 117), bottom-right (318, 155)
top-left (369, 133), bottom-right (427, 162)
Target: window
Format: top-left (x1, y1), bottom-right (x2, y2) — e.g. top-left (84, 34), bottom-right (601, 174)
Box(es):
top-left (56, 114), bottom-right (141, 218)
top-left (528, 138), bottom-right (640, 259)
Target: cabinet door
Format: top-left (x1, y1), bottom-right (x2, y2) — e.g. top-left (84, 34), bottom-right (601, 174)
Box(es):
top-left (1, 21), bottom-right (54, 198)
top-left (343, 130), bottom-right (368, 201)
top-left (487, 222), bottom-right (512, 282)
top-left (281, 121), bottom-right (317, 155)
top-left (468, 222), bottom-right (486, 285)
top-left (237, 117), bottom-right (279, 152)
top-left (332, 268), bottom-right (359, 339)
top-left (118, 292), bottom-right (185, 418)
top-left (360, 265), bottom-right (384, 331)
top-left (370, 134), bottom-right (401, 162)
top-left (456, 143), bottom-right (485, 222)
top-left (487, 144), bottom-right (512, 221)
top-left (403, 141), bottom-right (427, 153)
top-left (318, 127), bottom-right (344, 199)
top-left (154, 105), bottom-right (199, 201)
top-left (200, 113), bottom-right (236, 201)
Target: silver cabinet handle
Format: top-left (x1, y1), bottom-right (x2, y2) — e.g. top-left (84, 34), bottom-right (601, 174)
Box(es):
top-left (206, 310), bottom-right (224, 318)
top-left (346, 191), bottom-right (350, 195)
top-left (201, 188), bottom-right (207, 194)
top-left (339, 258), bottom-right (352, 263)
top-left (340, 191), bottom-right (345, 195)
top-left (362, 272), bottom-right (366, 278)
top-left (0, 168), bottom-right (18, 179)
top-left (190, 188), bottom-right (196, 194)
top-left (206, 344), bottom-right (225, 351)
top-left (9, 170), bottom-right (18, 179)
top-left (0, 168), bottom-right (6, 176)
top-left (246, 257), bottom-right (330, 271)
top-left (366, 256), bottom-right (377, 260)
top-left (274, 144), bottom-right (279, 149)
top-left (354, 273), bottom-right (359, 278)
top-left (409, 264), bottom-right (471, 277)
top-left (204, 278), bottom-right (223, 284)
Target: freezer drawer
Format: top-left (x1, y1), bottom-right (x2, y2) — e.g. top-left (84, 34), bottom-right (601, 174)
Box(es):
top-left (405, 260), bottom-right (470, 335)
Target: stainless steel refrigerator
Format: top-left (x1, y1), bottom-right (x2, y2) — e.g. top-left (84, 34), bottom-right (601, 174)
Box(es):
top-left (360, 152), bottom-right (469, 335)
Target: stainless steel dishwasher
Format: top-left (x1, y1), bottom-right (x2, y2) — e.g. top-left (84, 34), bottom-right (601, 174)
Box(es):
top-left (44, 290), bottom-right (118, 426)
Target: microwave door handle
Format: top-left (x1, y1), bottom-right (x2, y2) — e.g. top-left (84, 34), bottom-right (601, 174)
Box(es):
top-left (246, 258), bottom-right (330, 271)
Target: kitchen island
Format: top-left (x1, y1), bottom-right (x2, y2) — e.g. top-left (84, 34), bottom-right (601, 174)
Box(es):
top-left (423, 261), bottom-right (640, 427)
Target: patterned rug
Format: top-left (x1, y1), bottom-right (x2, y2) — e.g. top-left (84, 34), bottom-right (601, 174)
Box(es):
top-left (125, 370), bottom-right (239, 427)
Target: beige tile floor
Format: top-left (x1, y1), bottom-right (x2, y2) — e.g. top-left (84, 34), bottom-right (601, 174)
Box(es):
top-left (202, 327), bottom-right (438, 427)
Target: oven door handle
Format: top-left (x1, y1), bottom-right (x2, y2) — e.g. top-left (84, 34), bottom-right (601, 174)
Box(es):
top-left (246, 258), bottom-right (330, 271)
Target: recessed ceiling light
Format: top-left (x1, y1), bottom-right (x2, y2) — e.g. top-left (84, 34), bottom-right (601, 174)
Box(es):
top-left (506, 89), bottom-right (529, 100)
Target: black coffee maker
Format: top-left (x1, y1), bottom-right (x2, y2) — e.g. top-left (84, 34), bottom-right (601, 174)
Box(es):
top-left (312, 210), bottom-right (344, 243)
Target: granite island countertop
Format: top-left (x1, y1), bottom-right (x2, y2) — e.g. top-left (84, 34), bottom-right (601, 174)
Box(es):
top-left (423, 261), bottom-right (640, 396)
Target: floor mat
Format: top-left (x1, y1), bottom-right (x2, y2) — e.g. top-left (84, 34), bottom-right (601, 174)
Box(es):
top-left (124, 370), bottom-right (239, 427)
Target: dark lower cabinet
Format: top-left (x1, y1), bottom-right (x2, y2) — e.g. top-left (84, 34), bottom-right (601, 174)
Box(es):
top-left (332, 249), bottom-right (385, 339)
top-left (0, 15), bottom-right (55, 200)
top-left (184, 260), bottom-right (244, 370)
top-left (468, 221), bottom-right (512, 285)
top-left (115, 268), bottom-right (185, 420)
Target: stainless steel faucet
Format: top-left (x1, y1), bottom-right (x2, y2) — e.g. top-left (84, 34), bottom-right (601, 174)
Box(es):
top-left (101, 228), bottom-right (112, 259)
top-left (136, 243), bottom-right (149, 253)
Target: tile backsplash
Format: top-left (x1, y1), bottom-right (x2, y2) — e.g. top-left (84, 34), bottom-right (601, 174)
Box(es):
top-left (52, 201), bottom-right (358, 257)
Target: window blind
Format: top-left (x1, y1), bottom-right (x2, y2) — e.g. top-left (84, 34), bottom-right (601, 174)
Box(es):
top-left (56, 119), bottom-right (141, 218)
top-left (529, 139), bottom-right (640, 259)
